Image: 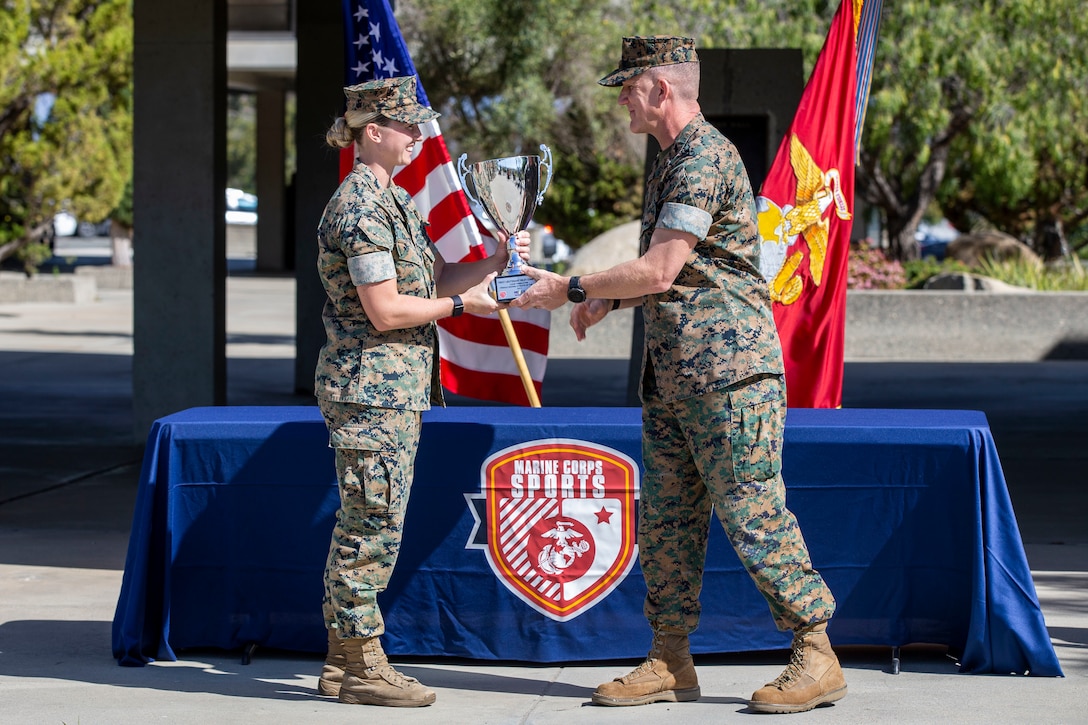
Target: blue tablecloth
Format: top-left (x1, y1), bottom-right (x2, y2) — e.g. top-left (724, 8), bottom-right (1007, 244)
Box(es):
top-left (112, 406), bottom-right (1062, 676)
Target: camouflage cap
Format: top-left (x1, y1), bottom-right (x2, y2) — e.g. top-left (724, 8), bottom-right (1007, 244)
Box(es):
top-left (598, 36), bottom-right (699, 87)
top-left (343, 75), bottom-right (439, 124)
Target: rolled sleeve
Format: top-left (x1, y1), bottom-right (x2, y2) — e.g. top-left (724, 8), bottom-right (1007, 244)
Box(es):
top-left (348, 251), bottom-right (396, 286)
top-left (657, 201), bottom-right (713, 240)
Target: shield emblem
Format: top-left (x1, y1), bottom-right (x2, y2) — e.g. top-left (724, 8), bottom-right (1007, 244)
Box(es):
top-left (465, 439), bottom-right (639, 621)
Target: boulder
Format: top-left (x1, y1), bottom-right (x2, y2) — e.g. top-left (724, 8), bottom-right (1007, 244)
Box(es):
top-left (921, 272), bottom-right (1033, 293)
top-left (945, 230), bottom-right (1042, 268)
top-left (566, 220), bottom-right (640, 276)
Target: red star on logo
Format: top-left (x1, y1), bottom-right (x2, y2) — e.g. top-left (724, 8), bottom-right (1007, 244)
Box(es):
top-left (594, 506), bottom-right (613, 524)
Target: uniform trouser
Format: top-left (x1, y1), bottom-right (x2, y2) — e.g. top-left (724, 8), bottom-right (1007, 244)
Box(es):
top-left (318, 399), bottom-right (422, 639)
top-left (640, 374), bottom-right (836, 633)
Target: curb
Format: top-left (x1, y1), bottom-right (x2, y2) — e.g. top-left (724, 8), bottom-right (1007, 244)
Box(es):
top-left (0, 271), bottom-right (97, 304)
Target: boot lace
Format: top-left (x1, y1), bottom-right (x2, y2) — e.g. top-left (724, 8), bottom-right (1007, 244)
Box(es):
top-left (372, 662), bottom-right (421, 687)
top-left (620, 657), bottom-right (660, 682)
top-left (770, 643), bottom-right (808, 688)
top-left (618, 631), bottom-right (669, 682)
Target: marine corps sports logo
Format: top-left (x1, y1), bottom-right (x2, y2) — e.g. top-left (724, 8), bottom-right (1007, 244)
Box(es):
top-left (465, 439), bottom-right (639, 622)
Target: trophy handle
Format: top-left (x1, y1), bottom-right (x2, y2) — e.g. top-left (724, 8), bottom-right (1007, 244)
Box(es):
top-left (457, 153), bottom-right (481, 208)
top-left (537, 144), bottom-right (553, 205)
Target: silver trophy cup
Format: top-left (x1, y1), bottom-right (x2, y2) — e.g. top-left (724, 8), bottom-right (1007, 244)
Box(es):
top-left (457, 144), bottom-right (553, 301)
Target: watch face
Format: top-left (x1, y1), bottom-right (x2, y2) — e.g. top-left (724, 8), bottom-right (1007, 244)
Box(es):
top-left (567, 280), bottom-right (586, 303)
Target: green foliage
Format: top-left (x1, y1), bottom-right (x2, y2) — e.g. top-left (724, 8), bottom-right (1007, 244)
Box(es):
top-left (634, 0), bottom-right (837, 74)
top-left (849, 1), bottom-right (1088, 259)
top-left (626, 1), bottom-right (1088, 263)
top-left (227, 92), bottom-right (257, 193)
top-left (901, 256), bottom-right (970, 289)
top-left (975, 254), bottom-right (1088, 291)
top-left (1070, 224), bottom-right (1088, 257)
top-left (224, 90), bottom-right (296, 195)
top-left (936, 1), bottom-right (1088, 258)
top-left (0, 172), bottom-right (27, 245)
top-left (399, 0), bottom-right (851, 248)
top-left (546, 149), bottom-right (642, 244)
top-left (401, 0), bottom-right (643, 247)
top-left (14, 241), bottom-right (52, 277)
top-left (0, 0), bottom-right (133, 266)
top-left (899, 253), bottom-right (1088, 291)
top-left (110, 177), bottom-right (133, 230)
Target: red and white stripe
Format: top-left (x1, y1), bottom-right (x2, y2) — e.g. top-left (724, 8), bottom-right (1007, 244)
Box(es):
top-left (398, 120), bottom-right (550, 405)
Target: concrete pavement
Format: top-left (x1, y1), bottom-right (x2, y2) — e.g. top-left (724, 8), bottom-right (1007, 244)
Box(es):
top-left (0, 245), bottom-right (1085, 723)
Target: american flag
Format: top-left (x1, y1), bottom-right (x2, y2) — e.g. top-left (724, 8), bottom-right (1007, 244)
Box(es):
top-left (339, 0), bottom-right (550, 405)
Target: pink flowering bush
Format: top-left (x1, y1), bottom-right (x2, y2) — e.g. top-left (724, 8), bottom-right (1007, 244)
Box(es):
top-left (847, 245), bottom-right (906, 289)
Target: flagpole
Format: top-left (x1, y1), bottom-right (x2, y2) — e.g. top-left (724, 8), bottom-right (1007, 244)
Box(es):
top-left (497, 309), bottom-right (542, 407)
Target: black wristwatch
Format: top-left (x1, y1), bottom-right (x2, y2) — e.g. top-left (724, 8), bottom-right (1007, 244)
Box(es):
top-left (450, 295), bottom-right (464, 317)
top-left (567, 276), bottom-right (587, 303)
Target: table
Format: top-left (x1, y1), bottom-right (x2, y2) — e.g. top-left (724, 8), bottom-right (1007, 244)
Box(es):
top-left (112, 406), bottom-right (1063, 676)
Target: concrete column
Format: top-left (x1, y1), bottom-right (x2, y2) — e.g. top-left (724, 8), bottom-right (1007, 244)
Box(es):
top-left (132, 0), bottom-right (227, 439)
top-left (293, 4), bottom-right (344, 394)
top-left (256, 87), bottom-right (287, 271)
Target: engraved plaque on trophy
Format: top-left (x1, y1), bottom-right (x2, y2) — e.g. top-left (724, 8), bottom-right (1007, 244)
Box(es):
top-left (457, 145), bottom-right (553, 301)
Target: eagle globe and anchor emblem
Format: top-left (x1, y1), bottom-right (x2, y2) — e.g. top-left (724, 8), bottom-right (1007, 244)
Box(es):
top-left (757, 133), bottom-right (852, 304)
top-left (534, 519), bottom-right (592, 577)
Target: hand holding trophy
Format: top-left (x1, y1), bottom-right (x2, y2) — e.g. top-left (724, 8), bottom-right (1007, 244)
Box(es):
top-left (457, 145), bottom-right (553, 301)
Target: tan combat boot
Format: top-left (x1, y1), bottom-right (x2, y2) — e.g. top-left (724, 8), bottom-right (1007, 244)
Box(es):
top-left (748, 622), bottom-right (847, 714)
top-left (338, 636), bottom-right (436, 707)
top-left (592, 630), bottom-right (701, 706)
top-left (317, 629), bottom-right (347, 696)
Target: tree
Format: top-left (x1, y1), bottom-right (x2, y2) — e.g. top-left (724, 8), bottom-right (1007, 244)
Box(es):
top-left (832, 1), bottom-right (1088, 261)
top-left (0, 0), bottom-right (132, 269)
top-left (226, 91), bottom-right (257, 193)
top-left (400, 0), bottom-right (644, 247)
top-left (936, 1), bottom-right (1088, 260)
top-left (406, 0), bottom-right (1088, 263)
top-left (629, 0), bottom-right (837, 65)
top-left (621, 1), bottom-right (1088, 262)
top-left (400, 0), bottom-right (852, 248)
top-left (224, 90), bottom-right (298, 193)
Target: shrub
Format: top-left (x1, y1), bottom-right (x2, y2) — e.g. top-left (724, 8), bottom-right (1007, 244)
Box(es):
top-left (847, 245), bottom-right (907, 289)
top-left (14, 242), bottom-right (53, 277)
top-left (900, 256), bottom-right (971, 288)
top-left (975, 254), bottom-right (1088, 291)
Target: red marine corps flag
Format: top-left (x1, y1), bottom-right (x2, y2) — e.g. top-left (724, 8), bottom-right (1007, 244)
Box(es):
top-left (757, 0), bottom-right (882, 408)
top-left (340, 0), bottom-right (551, 405)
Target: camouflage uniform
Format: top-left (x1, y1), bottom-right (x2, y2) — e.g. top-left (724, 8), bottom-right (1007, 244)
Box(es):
top-left (314, 162), bottom-right (443, 639)
top-left (636, 114), bottom-right (836, 634)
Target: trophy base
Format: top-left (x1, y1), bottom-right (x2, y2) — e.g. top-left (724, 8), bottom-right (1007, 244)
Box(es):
top-left (490, 273), bottom-right (535, 301)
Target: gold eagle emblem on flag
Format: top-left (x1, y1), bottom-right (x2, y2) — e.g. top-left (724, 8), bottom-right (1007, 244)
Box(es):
top-left (757, 134), bottom-right (852, 305)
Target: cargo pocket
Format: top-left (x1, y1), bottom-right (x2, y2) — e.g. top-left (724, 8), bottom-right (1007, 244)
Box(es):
top-left (331, 428), bottom-right (395, 514)
top-left (728, 377), bottom-right (784, 483)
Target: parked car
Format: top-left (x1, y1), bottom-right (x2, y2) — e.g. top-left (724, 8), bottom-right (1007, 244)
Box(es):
top-left (528, 223), bottom-right (572, 268)
top-left (53, 190), bottom-right (259, 234)
top-left (226, 188), bottom-right (257, 225)
top-left (915, 219), bottom-right (959, 260)
top-left (53, 210), bottom-right (78, 237)
top-left (78, 219), bottom-right (112, 238)
top-left (53, 210), bottom-right (110, 238)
